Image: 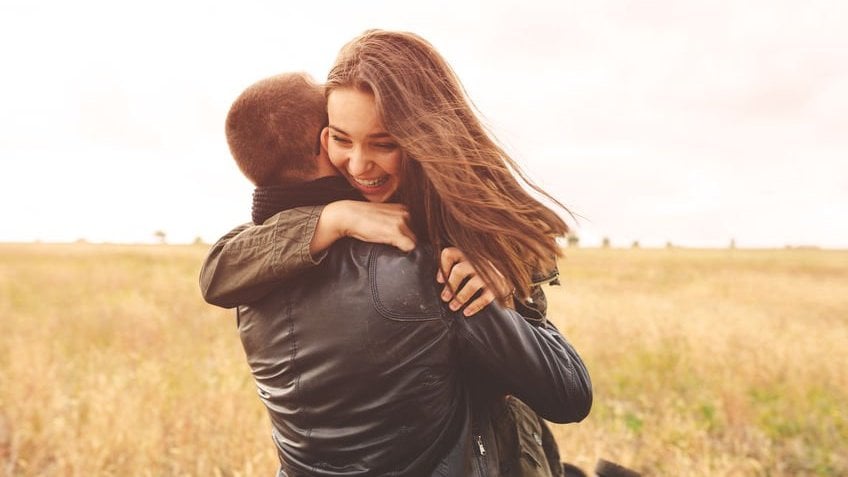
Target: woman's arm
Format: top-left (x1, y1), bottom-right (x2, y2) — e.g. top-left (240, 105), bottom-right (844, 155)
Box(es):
top-left (199, 201), bottom-right (416, 308)
top-left (312, 201), bottom-right (416, 255)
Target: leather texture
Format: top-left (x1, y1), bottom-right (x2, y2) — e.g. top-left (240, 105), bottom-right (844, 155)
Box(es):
top-left (237, 239), bottom-right (592, 476)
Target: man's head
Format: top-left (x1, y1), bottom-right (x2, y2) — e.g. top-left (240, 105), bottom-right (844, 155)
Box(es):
top-left (226, 72), bottom-right (336, 186)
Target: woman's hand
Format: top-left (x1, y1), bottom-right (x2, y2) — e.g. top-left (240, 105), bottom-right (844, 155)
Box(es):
top-left (311, 201), bottom-right (417, 256)
top-left (437, 247), bottom-right (513, 317)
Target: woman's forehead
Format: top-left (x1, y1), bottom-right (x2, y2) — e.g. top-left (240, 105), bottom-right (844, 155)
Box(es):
top-left (327, 88), bottom-right (388, 136)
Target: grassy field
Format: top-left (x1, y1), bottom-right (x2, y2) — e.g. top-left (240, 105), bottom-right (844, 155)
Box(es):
top-left (1, 244), bottom-right (846, 476)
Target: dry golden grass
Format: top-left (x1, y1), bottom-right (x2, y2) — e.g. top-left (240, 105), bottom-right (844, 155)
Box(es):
top-left (1, 244), bottom-right (846, 476)
top-left (548, 248), bottom-right (848, 476)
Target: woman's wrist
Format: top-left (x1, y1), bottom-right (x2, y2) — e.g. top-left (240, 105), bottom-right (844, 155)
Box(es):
top-left (310, 201), bottom-right (349, 256)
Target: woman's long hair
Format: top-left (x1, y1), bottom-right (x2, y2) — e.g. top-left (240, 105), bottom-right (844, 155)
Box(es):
top-left (326, 30), bottom-right (570, 300)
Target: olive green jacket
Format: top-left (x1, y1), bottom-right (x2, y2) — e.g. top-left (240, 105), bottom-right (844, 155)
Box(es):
top-left (199, 206), bottom-right (328, 308)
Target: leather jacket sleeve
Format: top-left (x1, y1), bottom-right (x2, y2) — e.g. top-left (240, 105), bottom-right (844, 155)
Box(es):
top-left (368, 242), bottom-right (590, 427)
top-left (198, 205), bottom-right (327, 308)
top-left (453, 303), bottom-right (592, 424)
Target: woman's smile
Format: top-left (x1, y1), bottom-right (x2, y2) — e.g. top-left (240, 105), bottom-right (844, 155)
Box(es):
top-left (352, 174), bottom-right (390, 188)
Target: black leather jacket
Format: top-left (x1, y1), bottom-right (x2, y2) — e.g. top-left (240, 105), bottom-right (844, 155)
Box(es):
top-left (238, 238), bottom-right (592, 476)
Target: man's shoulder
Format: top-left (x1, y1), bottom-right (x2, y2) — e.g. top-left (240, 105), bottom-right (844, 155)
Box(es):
top-left (329, 241), bottom-right (444, 320)
top-left (325, 239), bottom-right (437, 270)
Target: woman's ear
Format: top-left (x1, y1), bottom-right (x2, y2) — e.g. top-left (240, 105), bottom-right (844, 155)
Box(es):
top-left (314, 127), bottom-right (338, 177)
top-left (320, 127), bottom-right (330, 153)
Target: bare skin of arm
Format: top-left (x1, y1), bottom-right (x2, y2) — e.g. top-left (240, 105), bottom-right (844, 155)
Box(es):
top-left (310, 201), bottom-right (416, 256)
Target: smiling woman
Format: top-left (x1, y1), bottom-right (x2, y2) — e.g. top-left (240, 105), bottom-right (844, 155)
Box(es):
top-left (324, 29), bottom-right (571, 299)
top-left (322, 88), bottom-right (403, 203)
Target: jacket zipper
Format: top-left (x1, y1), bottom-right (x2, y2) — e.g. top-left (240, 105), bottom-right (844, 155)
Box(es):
top-left (475, 434), bottom-right (487, 456)
top-left (473, 434), bottom-right (488, 477)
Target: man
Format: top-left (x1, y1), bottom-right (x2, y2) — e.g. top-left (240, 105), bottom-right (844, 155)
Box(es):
top-left (201, 73), bottom-right (592, 476)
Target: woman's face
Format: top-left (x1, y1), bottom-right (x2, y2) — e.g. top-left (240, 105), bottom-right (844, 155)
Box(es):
top-left (322, 88), bottom-right (402, 203)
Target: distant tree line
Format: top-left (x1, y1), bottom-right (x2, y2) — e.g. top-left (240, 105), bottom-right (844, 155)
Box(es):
top-left (563, 234), bottom-right (745, 249)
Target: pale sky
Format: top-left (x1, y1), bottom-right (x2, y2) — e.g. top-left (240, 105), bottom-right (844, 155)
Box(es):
top-left (1, 0), bottom-right (846, 248)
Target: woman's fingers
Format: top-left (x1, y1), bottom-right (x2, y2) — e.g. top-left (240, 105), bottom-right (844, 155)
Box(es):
top-left (440, 259), bottom-right (471, 302)
top-left (394, 221), bottom-right (417, 252)
top-left (486, 259), bottom-right (514, 300)
top-left (439, 246), bottom-right (514, 316)
top-left (438, 247), bottom-right (465, 284)
top-left (441, 260), bottom-right (486, 311)
top-left (448, 273), bottom-right (483, 309)
top-left (462, 289), bottom-right (497, 317)
top-left (445, 275), bottom-right (489, 311)
top-left (344, 202), bottom-right (416, 251)
top-left (439, 246), bottom-right (486, 310)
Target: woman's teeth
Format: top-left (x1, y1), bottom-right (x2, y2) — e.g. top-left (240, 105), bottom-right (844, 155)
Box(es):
top-left (354, 176), bottom-right (389, 187)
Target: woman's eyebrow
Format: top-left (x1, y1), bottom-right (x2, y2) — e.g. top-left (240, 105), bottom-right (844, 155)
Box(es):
top-left (367, 132), bottom-right (393, 139)
top-left (328, 125), bottom-right (392, 139)
top-left (327, 125), bottom-right (349, 135)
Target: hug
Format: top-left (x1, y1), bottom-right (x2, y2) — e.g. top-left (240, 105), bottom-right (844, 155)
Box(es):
top-left (201, 29), bottom-right (593, 477)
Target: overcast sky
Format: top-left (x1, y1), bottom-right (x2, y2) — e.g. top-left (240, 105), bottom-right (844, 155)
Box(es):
top-left (1, 0), bottom-right (845, 248)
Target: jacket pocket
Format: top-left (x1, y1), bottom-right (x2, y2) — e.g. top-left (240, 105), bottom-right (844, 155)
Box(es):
top-left (369, 245), bottom-right (443, 321)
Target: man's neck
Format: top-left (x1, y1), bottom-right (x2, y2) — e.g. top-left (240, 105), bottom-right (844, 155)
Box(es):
top-left (251, 176), bottom-right (363, 225)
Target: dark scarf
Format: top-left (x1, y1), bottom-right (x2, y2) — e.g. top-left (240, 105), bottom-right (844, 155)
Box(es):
top-left (251, 176), bottom-right (364, 225)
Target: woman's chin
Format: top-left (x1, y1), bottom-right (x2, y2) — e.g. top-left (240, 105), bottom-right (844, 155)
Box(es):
top-left (361, 190), bottom-right (395, 203)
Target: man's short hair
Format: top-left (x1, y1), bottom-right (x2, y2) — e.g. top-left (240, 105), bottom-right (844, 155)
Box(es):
top-left (225, 73), bottom-right (326, 186)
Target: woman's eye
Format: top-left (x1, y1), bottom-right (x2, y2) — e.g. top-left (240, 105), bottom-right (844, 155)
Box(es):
top-left (331, 135), bottom-right (351, 144)
top-left (374, 143), bottom-right (398, 150)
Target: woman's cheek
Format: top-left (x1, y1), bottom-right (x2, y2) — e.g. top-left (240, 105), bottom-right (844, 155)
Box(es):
top-left (327, 146), bottom-right (345, 170)
top-left (385, 151), bottom-right (403, 175)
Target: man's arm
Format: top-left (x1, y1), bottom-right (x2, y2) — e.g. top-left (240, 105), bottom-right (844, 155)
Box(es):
top-left (454, 304), bottom-right (592, 424)
top-left (199, 206), bottom-right (326, 308)
top-left (370, 244), bottom-right (591, 423)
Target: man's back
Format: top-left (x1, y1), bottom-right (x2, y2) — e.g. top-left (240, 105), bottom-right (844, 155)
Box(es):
top-left (239, 239), bottom-right (464, 475)
top-left (238, 239), bottom-right (592, 476)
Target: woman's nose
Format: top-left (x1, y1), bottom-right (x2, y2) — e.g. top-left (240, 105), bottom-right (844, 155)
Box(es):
top-left (346, 147), bottom-right (371, 176)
